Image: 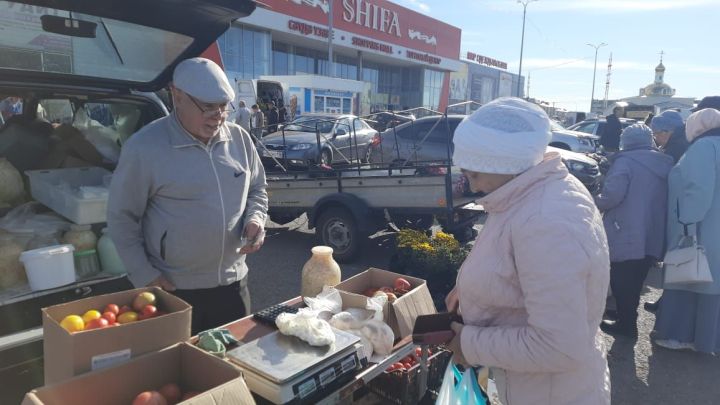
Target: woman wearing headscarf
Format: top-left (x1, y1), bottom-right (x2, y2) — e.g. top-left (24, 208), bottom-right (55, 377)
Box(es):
top-left (650, 110), bottom-right (689, 164)
top-left (594, 124), bottom-right (674, 337)
top-left (444, 98), bottom-right (611, 404)
top-left (653, 108), bottom-right (720, 353)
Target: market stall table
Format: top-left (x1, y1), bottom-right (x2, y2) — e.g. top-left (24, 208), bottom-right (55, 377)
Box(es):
top-left (201, 297), bottom-right (434, 405)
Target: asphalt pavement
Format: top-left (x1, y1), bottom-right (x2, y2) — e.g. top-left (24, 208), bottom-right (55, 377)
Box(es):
top-left (246, 216), bottom-right (720, 404)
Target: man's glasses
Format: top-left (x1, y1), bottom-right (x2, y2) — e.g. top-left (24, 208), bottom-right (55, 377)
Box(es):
top-left (185, 92), bottom-right (235, 118)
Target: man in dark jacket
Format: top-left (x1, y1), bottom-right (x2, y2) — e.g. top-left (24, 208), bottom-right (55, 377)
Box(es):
top-left (650, 110), bottom-right (689, 164)
top-left (266, 101), bottom-right (279, 133)
top-left (601, 106), bottom-right (623, 152)
top-left (277, 101), bottom-right (287, 125)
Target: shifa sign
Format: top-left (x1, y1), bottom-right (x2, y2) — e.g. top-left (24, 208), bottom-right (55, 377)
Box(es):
top-left (342, 0), bottom-right (401, 37)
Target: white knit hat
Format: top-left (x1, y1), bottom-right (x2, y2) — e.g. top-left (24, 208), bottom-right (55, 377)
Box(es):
top-left (452, 97), bottom-right (551, 174)
top-left (686, 108), bottom-right (720, 142)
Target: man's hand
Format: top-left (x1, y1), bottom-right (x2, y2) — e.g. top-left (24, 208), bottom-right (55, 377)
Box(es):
top-left (445, 286), bottom-right (460, 314)
top-left (447, 321), bottom-right (470, 367)
top-left (148, 275), bottom-right (176, 291)
top-left (238, 222), bottom-right (264, 255)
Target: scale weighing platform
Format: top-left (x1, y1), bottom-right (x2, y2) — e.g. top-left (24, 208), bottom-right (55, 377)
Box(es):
top-left (227, 328), bottom-right (367, 404)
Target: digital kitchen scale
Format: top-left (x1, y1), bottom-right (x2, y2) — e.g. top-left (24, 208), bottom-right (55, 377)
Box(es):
top-left (227, 328), bottom-right (367, 404)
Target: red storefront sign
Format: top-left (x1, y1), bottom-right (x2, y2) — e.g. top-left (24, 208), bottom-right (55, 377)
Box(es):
top-left (260, 0), bottom-right (461, 60)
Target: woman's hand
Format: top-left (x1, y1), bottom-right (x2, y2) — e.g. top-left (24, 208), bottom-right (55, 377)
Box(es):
top-left (445, 287), bottom-right (460, 314)
top-left (447, 321), bottom-right (469, 367)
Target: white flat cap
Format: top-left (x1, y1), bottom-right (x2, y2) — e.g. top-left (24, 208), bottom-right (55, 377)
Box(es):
top-left (172, 57), bottom-right (234, 103)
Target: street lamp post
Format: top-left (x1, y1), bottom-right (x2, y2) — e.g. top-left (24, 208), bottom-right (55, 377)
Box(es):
top-left (516, 0), bottom-right (537, 98)
top-left (587, 42), bottom-right (607, 113)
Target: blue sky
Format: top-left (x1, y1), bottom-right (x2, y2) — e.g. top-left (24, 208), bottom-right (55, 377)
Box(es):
top-left (395, 0), bottom-right (720, 112)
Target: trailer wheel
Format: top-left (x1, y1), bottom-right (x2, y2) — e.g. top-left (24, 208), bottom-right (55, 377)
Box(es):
top-left (317, 207), bottom-right (360, 262)
top-left (320, 149), bottom-right (332, 165)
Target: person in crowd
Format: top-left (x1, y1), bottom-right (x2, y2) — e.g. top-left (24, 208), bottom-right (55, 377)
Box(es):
top-left (234, 100), bottom-right (252, 134)
top-left (444, 98), bottom-right (611, 405)
top-left (0, 96), bottom-right (22, 122)
top-left (644, 112), bottom-right (655, 126)
top-left (266, 100), bottom-right (280, 133)
top-left (642, 111), bottom-right (691, 313)
top-left (653, 108), bottom-right (720, 354)
top-left (594, 124), bottom-right (673, 337)
top-left (251, 104), bottom-right (264, 138)
top-left (601, 105), bottom-right (623, 153)
top-left (108, 58), bottom-right (268, 335)
top-left (278, 101), bottom-right (287, 125)
top-left (693, 96), bottom-right (720, 113)
top-left (650, 110), bottom-right (689, 164)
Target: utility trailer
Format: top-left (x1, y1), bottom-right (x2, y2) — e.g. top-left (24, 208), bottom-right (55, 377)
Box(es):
top-left (255, 104), bottom-right (483, 262)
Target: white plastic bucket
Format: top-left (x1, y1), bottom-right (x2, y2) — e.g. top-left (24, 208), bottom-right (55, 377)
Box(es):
top-left (20, 244), bottom-right (76, 291)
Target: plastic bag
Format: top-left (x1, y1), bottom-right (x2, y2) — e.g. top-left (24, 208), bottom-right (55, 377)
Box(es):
top-left (436, 362), bottom-right (486, 405)
top-left (276, 308), bottom-right (336, 347)
top-left (0, 202), bottom-right (71, 246)
top-left (303, 285), bottom-right (343, 315)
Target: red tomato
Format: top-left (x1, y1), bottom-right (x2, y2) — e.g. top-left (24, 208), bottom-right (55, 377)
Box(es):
top-left (379, 287), bottom-right (394, 294)
top-left (85, 318), bottom-right (109, 330)
top-left (158, 383), bottom-right (182, 405)
top-left (104, 304), bottom-right (120, 315)
top-left (403, 362), bottom-right (413, 370)
top-left (102, 311), bottom-right (116, 323)
top-left (142, 305), bottom-right (158, 317)
top-left (391, 362), bottom-right (404, 371)
top-left (132, 391), bottom-right (167, 405)
top-left (394, 278), bottom-right (412, 291)
top-left (118, 305), bottom-right (133, 315)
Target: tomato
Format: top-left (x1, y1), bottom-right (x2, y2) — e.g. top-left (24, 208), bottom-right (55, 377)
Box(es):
top-left (118, 305), bottom-right (133, 315)
top-left (132, 391), bottom-right (167, 405)
top-left (81, 310), bottom-right (102, 324)
top-left (59, 315), bottom-right (84, 333)
top-left (118, 311), bottom-right (139, 324)
top-left (102, 311), bottom-right (116, 323)
top-left (379, 287), bottom-right (394, 294)
top-left (391, 362), bottom-right (404, 371)
top-left (142, 305), bottom-right (158, 317)
top-left (158, 383), bottom-right (182, 405)
top-left (394, 277), bottom-right (412, 291)
top-left (104, 304), bottom-right (120, 315)
top-left (403, 362), bottom-right (413, 370)
top-left (85, 318), bottom-right (109, 330)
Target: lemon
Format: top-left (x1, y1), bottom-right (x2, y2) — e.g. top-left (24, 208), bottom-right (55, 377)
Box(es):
top-left (82, 310), bottom-right (102, 324)
top-left (60, 315), bottom-right (85, 333)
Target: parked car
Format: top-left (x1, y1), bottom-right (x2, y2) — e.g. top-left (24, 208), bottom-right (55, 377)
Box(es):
top-left (258, 114), bottom-right (378, 169)
top-left (567, 117), bottom-right (637, 138)
top-left (0, 1), bottom-right (257, 404)
top-left (365, 111), bottom-right (416, 132)
top-left (549, 121), bottom-right (600, 153)
top-left (371, 115), bottom-right (602, 193)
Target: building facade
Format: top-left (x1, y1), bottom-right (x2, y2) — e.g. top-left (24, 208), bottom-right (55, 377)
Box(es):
top-left (218, 0), bottom-right (463, 115)
top-left (448, 53), bottom-right (524, 114)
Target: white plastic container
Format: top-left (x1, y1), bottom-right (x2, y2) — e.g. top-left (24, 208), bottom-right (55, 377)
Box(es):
top-left (25, 167), bottom-right (111, 225)
top-left (19, 244), bottom-right (76, 291)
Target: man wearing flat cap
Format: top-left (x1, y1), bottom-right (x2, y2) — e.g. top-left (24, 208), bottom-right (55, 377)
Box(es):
top-left (108, 58), bottom-right (268, 334)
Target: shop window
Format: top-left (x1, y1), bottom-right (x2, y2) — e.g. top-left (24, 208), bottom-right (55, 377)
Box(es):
top-left (314, 96), bottom-right (325, 112)
top-left (342, 98), bottom-right (352, 114)
top-left (218, 25), bottom-right (270, 80)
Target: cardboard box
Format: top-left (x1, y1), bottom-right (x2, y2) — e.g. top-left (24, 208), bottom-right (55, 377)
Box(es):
top-left (42, 287), bottom-right (191, 384)
top-left (336, 268), bottom-right (436, 338)
top-left (23, 342), bottom-right (255, 405)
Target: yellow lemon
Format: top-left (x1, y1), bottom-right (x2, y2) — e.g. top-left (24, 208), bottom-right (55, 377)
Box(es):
top-left (60, 315), bottom-right (85, 333)
top-left (82, 310), bottom-right (102, 324)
